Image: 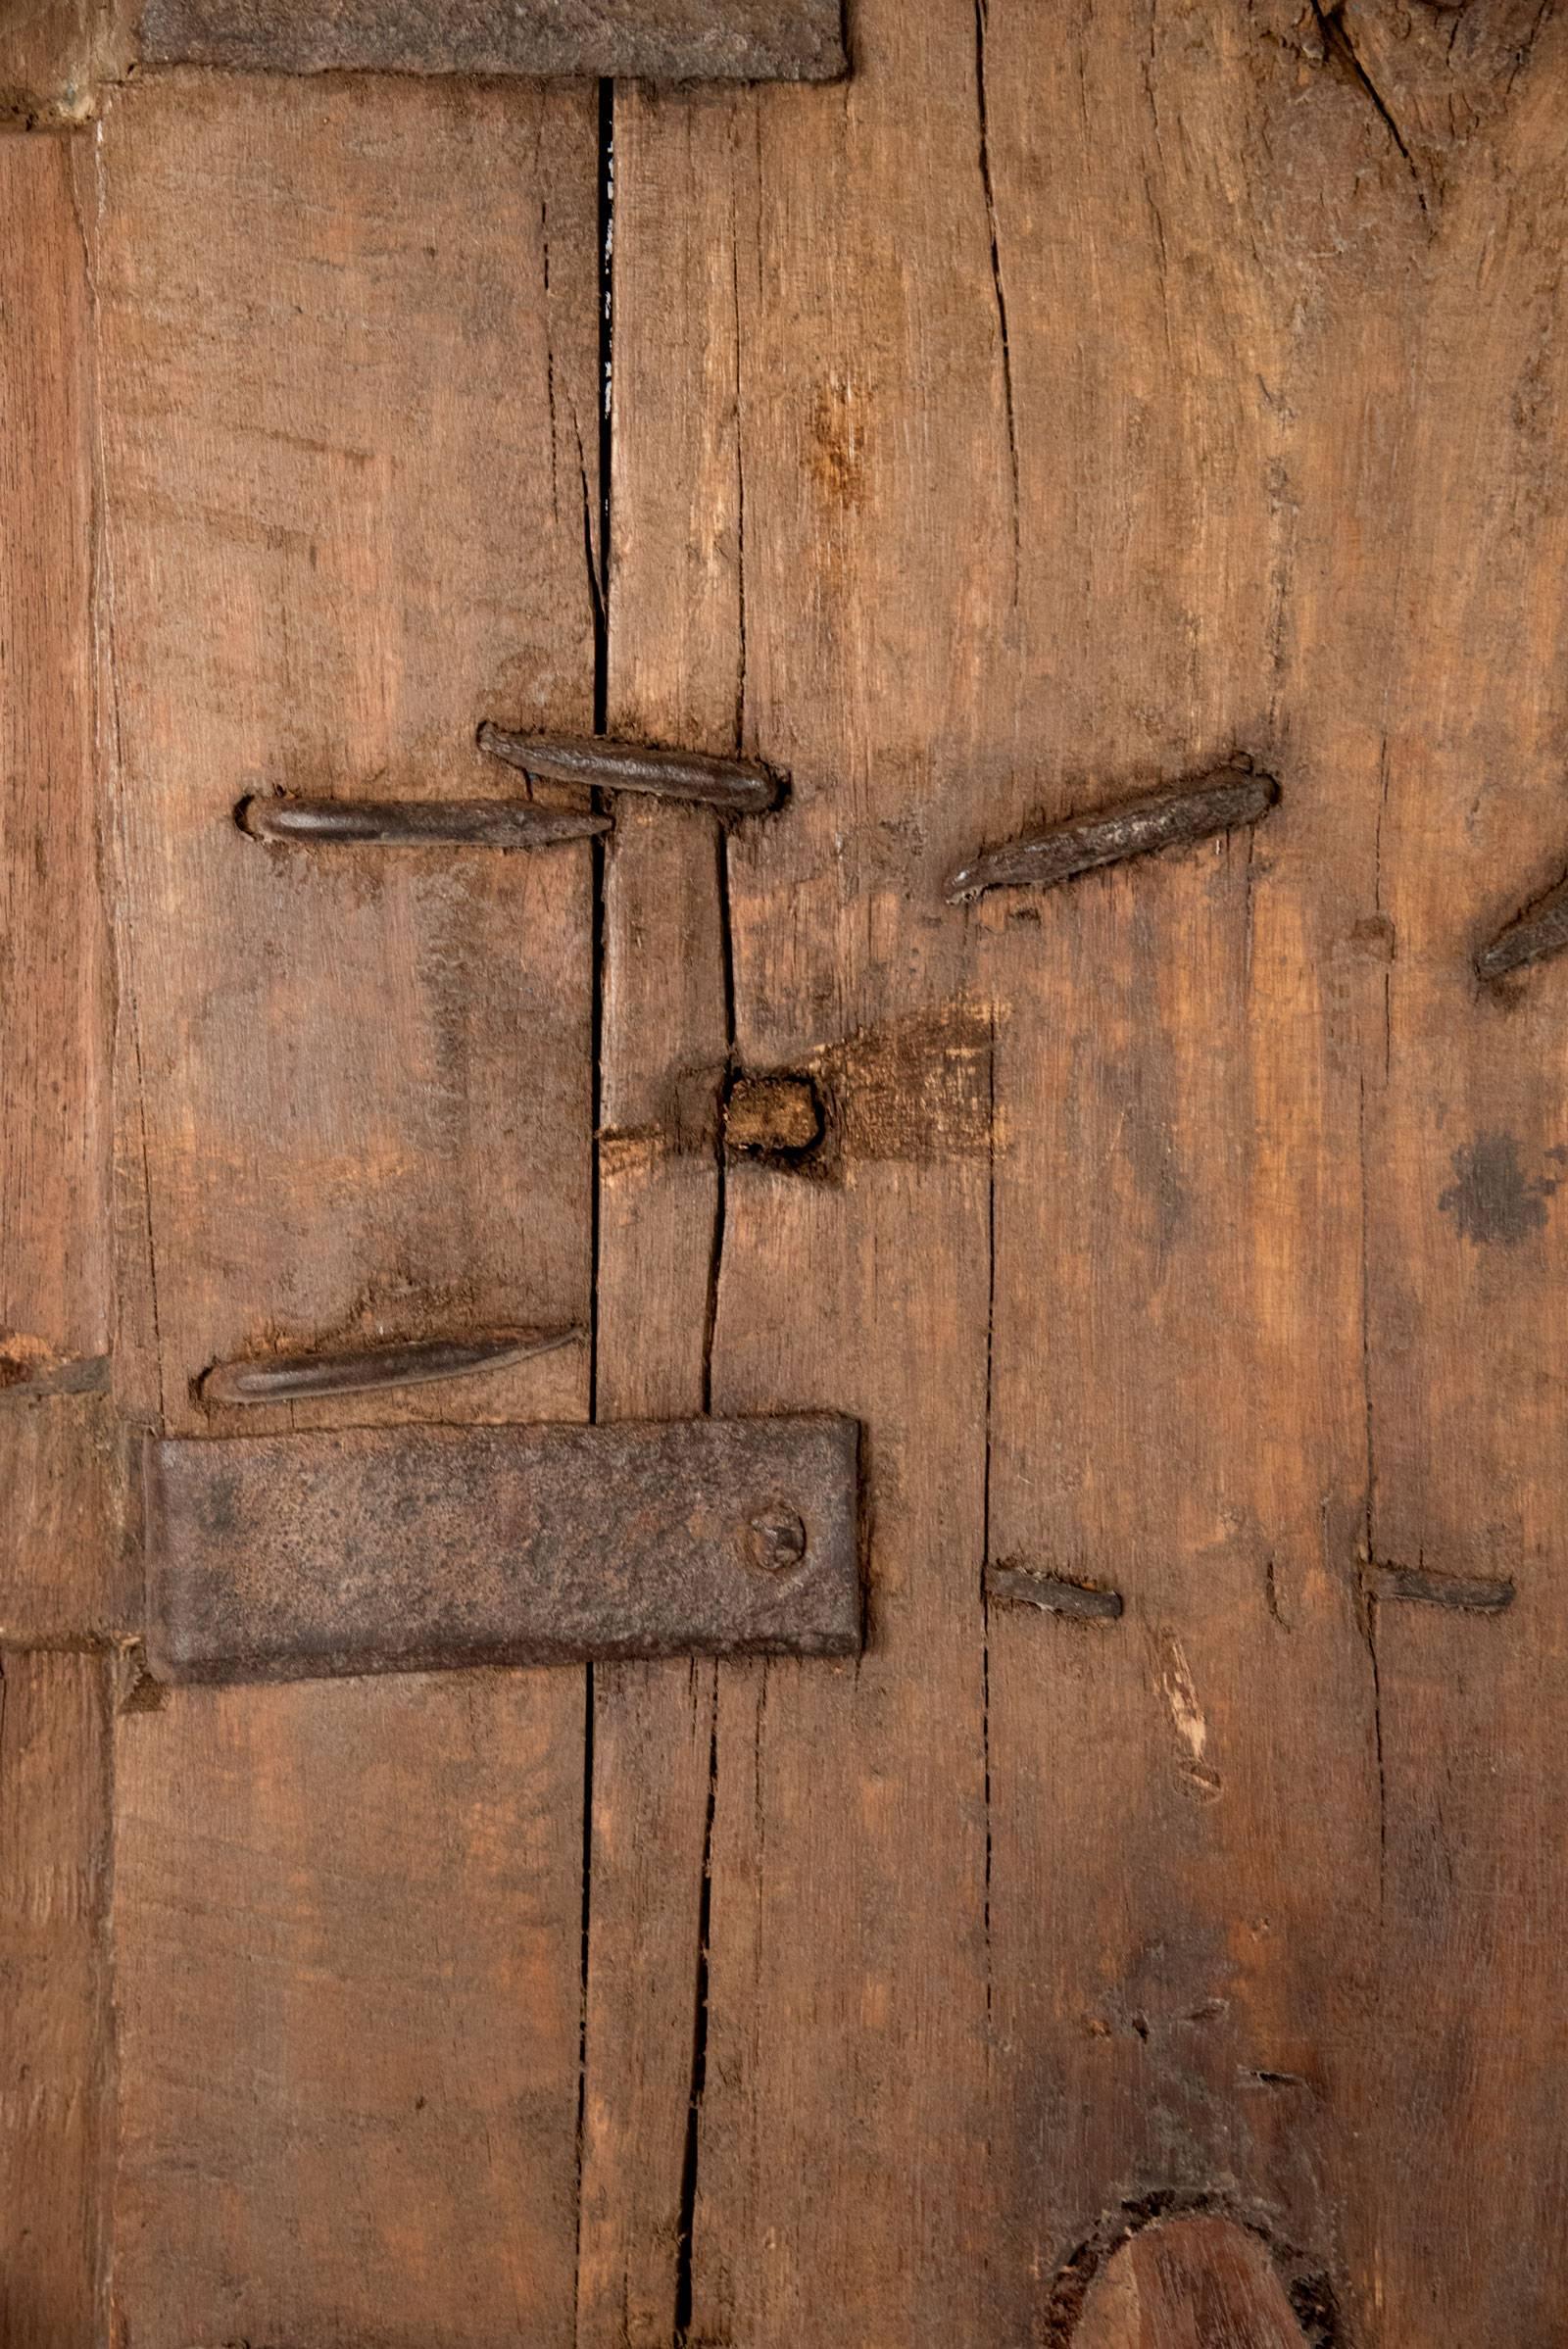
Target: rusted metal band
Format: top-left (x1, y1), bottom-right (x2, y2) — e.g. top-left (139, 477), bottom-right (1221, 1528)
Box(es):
top-left (239, 796), bottom-right (611, 850)
top-left (479, 724), bottom-right (783, 814)
top-left (199, 1326), bottom-right (581, 1408)
top-left (1476, 877), bottom-right (1568, 982)
top-left (136, 0), bottom-right (849, 79)
top-left (948, 765), bottom-right (1278, 904)
top-left (146, 1413), bottom-right (862, 1685)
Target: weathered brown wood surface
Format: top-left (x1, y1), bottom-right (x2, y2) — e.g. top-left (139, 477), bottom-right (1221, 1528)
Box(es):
top-left (0, 132), bottom-right (105, 1388)
top-left (0, 130), bottom-right (117, 2349)
top-left (0, 0), bottom-right (127, 126)
top-left (592, 8), bottom-right (1568, 2346)
top-left (3, 2), bottom-right (1568, 2343)
top-left (95, 72), bottom-right (601, 2347)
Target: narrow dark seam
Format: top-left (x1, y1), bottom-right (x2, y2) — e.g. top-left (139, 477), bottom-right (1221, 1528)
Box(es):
top-left (974, 0), bottom-right (1021, 596)
top-left (573, 76), bottom-right (615, 2349)
top-left (674, 1685), bottom-right (720, 2341)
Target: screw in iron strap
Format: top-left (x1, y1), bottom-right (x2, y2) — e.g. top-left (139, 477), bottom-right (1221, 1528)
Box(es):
top-left (748, 1509), bottom-right (808, 1572)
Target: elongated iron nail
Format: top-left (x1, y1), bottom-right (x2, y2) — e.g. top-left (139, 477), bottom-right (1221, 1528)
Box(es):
top-left (1476, 878), bottom-right (1568, 982)
top-left (1367, 1562), bottom-right (1515, 1614)
top-left (948, 765), bottom-right (1279, 904)
top-left (200, 1326), bottom-right (583, 1408)
top-left (478, 724), bottom-right (783, 813)
top-left (985, 1562), bottom-right (1124, 1620)
top-left (239, 796), bottom-right (612, 849)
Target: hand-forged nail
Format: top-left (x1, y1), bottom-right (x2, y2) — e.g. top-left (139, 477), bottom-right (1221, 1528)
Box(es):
top-left (1476, 876), bottom-right (1568, 983)
top-left (200, 1325), bottom-right (583, 1407)
top-left (948, 764), bottom-right (1279, 904)
top-left (479, 724), bottom-right (782, 814)
top-left (1366, 1562), bottom-right (1515, 1614)
top-left (239, 796), bottom-right (612, 848)
top-left (984, 1562), bottom-right (1124, 1620)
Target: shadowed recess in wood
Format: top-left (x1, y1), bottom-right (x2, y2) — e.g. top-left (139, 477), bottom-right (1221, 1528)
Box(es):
top-left (723, 1070), bottom-right (825, 1159)
top-left (1366, 1562), bottom-right (1516, 1615)
top-left (948, 765), bottom-right (1279, 902)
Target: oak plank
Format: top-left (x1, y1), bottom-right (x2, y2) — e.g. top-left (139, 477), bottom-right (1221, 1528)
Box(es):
top-left (0, 1652), bottom-right (114, 2349)
top-left (576, 83), bottom-right (739, 2348)
top-left (602, 7), bottom-right (1460, 2343)
top-left (1361, 36), bottom-right (1568, 2342)
top-left (612, 30), bottom-right (1002, 2344)
top-left (0, 132), bottom-right (107, 1389)
top-left (0, 1395), bottom-right (135, 1645)
top-left (0, 134), bottom-right (118, 2349)
top-left (96, 72), bottom-right (602, 2344)
top-left (972, 11), bottom-right (1401, 2324)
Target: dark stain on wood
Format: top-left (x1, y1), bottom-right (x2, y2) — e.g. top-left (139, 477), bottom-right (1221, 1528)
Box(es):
top-left (814, 1000), bottom-right (994, 1168)
top-left (1438, 1133), bottom-right (1557, 1247)
top-left (808, 374), bottom-right (867, 512)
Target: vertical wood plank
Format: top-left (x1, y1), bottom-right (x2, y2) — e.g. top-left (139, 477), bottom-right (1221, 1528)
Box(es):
top-left (1362, 40), bottom-right (1568, 2342)
top-left (0, 130), bottom-right (117, 2349)
top-left (576, 87), bottom-right (738, 2349)
top-left (614, 24), bottom-right (1001, 2344)
top-left (0, 133), bottom-right (106, 1388)
top-left (96, 73), bottom-right (602, 2346)
top-left (975, 10), bottom-right (1392, 2320)
top-left (605, 4), bottom-right (1561, 2341)
top-left (0, 1652), bottom-right (114, 2349)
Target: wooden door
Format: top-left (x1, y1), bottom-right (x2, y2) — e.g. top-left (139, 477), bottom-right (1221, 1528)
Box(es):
top-left (5, 3), bottom-right (1568, 2342)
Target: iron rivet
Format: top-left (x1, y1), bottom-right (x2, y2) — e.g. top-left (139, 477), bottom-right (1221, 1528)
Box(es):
top-left (748, 1509), bottom-right (808, 1572)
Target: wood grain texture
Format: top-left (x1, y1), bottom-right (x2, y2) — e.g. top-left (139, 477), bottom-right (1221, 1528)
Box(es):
top-left (96, 71), bottom-right (602, 2345)
top-left (605, 5), bottom-right (1568, 2343)
top-left (0, 135), bottom-right (119, 2349)
top-left (975, 9), bottom-right (1391, 2326)
top-left (610, 53), bottom-right (1000, 2348)
top-left (0, 1651), bottom-right (114, 2349)
top-left (1072, 2217), bottom-right (1306, 2349)
top-left (0, 1395), bottom-right (135, 1645)
top-left (0, 134), bottom-right (107, 1386)
top-left (0, 0), bottom-right (130, 126)
top-left (1358, 37), bottom-right (1568, 2343)
top-left (114, 1673), bottom-right (584, 2349)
